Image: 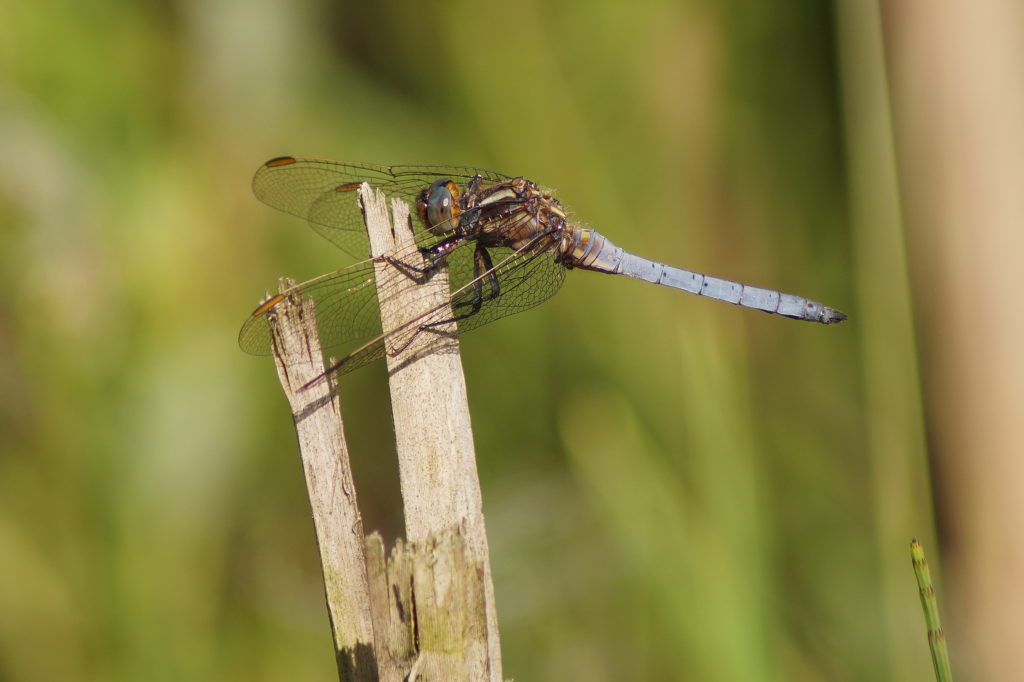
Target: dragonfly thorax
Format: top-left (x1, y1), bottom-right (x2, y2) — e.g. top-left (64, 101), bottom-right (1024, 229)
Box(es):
top-left (467, 177), bottom-right (569, 253)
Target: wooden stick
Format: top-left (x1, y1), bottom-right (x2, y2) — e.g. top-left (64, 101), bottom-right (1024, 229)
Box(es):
top-left (360, 184), bottom-right (503, 682)
top-left (364, 528), bottom-right (492, 682)
top-left (266, 287), bottom-right (376, 682)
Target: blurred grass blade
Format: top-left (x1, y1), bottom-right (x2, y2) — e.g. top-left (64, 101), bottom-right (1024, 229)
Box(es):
top-left (911, 539), bottom-right (954, 681)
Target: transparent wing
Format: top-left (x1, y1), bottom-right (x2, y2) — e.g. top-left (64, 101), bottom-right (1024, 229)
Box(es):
top-left (251, 156), bottom-right (514, 257)
top-left (238, 253), bottom-right (384, 357)
top-left (444, 224), bottom-right (568, 335)
top-left (322, 240), bottom-right (567, 377)
top-left (238, 236), bottom-right (566, 377)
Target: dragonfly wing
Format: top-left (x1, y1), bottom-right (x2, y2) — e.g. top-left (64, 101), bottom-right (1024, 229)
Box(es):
top-left (238, 254), bottom-right (387, 357)
top-left (320, 243), bottom-right (567, 379)
top-left (252, 157), bottom-right (514, 257)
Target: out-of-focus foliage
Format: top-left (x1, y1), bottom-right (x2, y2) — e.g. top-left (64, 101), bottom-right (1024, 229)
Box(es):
top-left (0, 0), bottom-right (934, 680)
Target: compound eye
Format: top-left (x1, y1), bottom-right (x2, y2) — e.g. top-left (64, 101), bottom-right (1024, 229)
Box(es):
top-left (423, 179), bottom-right (460, 235)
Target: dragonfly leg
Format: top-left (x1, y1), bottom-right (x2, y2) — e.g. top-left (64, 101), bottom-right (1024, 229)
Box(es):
top-left (420, 225), bottom-right (557, 332)
top-left (386, 245), bottom-right (499, 357)
top-left (465, 246), bottom-right (501, 310)
top-left (389, 225), bottom-right (560, 356)
top-left (434, 245), bottom-right (499, 325)
top-left (381, 235), bottom-right (465, 281)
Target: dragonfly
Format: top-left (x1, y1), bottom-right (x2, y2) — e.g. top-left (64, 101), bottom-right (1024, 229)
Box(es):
top-left (239, 156), bottom-right (846, 378)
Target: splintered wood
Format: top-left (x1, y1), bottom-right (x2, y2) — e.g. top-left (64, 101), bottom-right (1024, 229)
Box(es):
top-left (362, 184), bottom-right (502, 681)
top-left (266, 287), bottom-right (376, 681)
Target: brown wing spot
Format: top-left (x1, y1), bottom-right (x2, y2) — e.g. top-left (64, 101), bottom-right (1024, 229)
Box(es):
top-left (252, 293), bottom-right (286, 316)
top-left (334, 182), bottom-right (361, 192)
top-left (264, 156), bottom-right (297, 168)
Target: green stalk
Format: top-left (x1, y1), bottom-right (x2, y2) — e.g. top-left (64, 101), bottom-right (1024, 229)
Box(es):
top-left (911, 539), bottom-right (954, 682)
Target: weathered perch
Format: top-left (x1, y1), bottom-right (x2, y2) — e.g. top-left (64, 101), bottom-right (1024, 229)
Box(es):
top-left (265, 185), bottom-right (503, 682)
top-left (266, 286), bottom-right (376, 681)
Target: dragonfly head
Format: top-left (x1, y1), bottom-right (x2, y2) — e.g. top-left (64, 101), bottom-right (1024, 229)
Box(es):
top-left (417, 179), bottom-right (461, 236)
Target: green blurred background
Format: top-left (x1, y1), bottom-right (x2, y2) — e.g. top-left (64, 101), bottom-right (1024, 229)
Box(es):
top-left (5, 0), bottom-right (1022, 680)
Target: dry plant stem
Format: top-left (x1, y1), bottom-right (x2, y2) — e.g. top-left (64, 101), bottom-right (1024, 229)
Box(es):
top-left (267, 288), bottom-right (376, 682)
top-left (360, 184), bottom-right (503, 682)
top-left (884, 3), bottom-right (1024, 677)
top-left (364, 529), bottom-right (492, 682)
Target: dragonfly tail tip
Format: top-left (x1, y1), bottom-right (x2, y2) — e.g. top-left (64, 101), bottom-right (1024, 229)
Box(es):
top-left (825, 308), bottom-right (848, 324)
